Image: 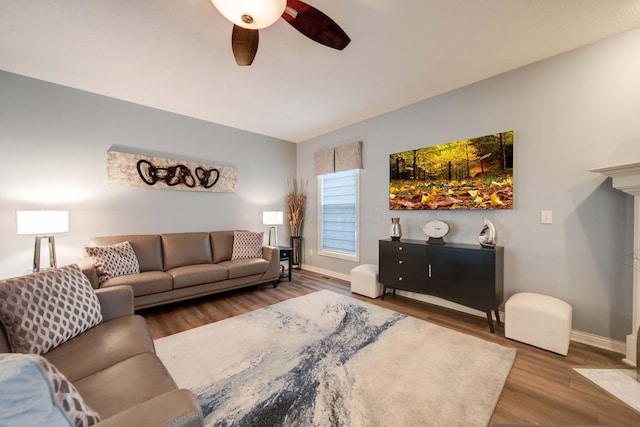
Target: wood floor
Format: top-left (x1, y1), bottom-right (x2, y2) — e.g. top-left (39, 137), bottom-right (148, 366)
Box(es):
top-left (139, 269), bottom-right (640, 426)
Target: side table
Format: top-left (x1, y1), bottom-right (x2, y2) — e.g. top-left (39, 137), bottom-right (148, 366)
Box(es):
top-left (278, 246), bottom-right (293, 281)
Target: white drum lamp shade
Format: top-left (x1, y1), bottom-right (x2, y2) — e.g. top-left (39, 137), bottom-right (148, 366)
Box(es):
top-left (17, 210), bottom-right (69, 272)
top-left (262, 211), bottom-right (284, 226)
top-left (17, 210), bottom-right (69, 235)
top-left (211, 0), bottom-right (287, 30)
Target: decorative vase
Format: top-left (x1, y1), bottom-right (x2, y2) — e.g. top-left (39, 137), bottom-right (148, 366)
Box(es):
top-left (290, 236), bottom-right (302, 268)
top-left (478, 218), bottom-right (497, 247)
top-left (390, 217), bottom-right (402, 241)
top-left (287, 178), bottom-right (307, 267)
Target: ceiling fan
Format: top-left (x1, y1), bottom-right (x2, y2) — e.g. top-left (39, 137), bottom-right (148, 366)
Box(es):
top-left (211, 0), bottom-right (351, 66)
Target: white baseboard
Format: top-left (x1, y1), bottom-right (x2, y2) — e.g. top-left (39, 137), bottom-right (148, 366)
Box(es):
top-left (300, 264), bottom-right (351, 282)
top-left (571, 329), bottom-right (627, 357)
top-left (299, 265), bottom-right (627, 357)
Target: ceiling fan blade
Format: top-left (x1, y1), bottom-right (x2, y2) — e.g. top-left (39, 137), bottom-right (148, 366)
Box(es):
top-left (231, 25), bottom-right (259, 66)
top-left (282, 0), bottom-right (350, 50)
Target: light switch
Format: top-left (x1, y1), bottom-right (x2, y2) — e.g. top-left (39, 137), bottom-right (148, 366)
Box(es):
top-left (541, 210), bottom-right (553, 224)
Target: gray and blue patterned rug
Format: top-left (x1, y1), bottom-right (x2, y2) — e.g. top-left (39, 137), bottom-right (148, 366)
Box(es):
top-left (155, 290), bottom-right (516, 426)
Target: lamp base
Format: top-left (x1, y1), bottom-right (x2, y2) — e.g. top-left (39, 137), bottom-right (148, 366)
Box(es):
top-left (267, 226), bottom-right (278, 247)
top-left (33, 235), bottom-right (57, 272)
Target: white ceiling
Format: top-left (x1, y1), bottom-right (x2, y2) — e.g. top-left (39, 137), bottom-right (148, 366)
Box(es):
top-left (2, 0), bottom-right (640, 142)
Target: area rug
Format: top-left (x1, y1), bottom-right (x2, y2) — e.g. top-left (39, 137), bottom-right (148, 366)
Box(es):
top-left (574, 368), bottom-right (640, 413)
top-left (154, 290), bottom-right (516, 426)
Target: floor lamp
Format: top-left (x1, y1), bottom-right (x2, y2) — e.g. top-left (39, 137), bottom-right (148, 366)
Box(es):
top-left (262, 211), bottom-right (283, 247)
top-left (17, 210), bottom-right (69, 272)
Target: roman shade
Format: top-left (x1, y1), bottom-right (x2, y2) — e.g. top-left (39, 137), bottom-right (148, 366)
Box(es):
top-left (314, 141), bottom-right (363, 175)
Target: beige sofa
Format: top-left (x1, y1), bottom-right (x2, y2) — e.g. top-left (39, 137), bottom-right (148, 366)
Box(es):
top-left (79, 231), bottom-right (281, 310)
top-left (0, 280), bottom-right (203, 426)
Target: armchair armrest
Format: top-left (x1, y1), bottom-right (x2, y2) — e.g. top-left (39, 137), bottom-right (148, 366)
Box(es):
top-left (95, 389), bottom-right (203, 427)
top-left (95, 285), bottom-right (134, 321)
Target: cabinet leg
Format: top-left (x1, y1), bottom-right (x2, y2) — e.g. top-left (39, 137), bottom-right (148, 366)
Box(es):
top-left (381, 287), bottom-right (398, 301)
top-left (486, 310), bottom-right (495, 333)
top-left (494, 309), bottom-right (501, 325)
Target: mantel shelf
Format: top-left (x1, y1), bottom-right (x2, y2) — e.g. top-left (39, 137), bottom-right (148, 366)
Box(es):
top-left (591, 161), bottom-right (640, 196)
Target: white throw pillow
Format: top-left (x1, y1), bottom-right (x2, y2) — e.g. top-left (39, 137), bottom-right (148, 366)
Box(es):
top-left (231, 231), bottom-right (264, 260)
top-left (84, 241), bottom-right (140, 284)
top-left (0, 353), bottom-right (101, 427)
top-left (0, 264), bottom-right (103, 355)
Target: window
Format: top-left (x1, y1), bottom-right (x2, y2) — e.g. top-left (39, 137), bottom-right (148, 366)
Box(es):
top-left (318, 169), bottom-right (359, 261)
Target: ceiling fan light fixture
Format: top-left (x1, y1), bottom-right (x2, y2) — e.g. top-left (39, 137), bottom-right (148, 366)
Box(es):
top-left (211, 0), bottom-right (287, 30)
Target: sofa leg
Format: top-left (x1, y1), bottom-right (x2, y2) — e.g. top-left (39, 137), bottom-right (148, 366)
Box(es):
top-left (273, 280), bottom-right (279, 288)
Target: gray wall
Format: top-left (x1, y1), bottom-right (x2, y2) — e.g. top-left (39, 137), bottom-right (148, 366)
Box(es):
top-left (2, 28), bottom-right (640, 342)
top-left (0, 71), bottom-right (296, 279)
top-left (297, 28), bottom-right (640, 341)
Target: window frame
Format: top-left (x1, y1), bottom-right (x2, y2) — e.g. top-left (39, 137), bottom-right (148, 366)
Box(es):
top-left (317, 169), bottom-right (360, 262)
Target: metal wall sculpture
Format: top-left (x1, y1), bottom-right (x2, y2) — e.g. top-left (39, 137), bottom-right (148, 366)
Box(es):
top-left (107, 150), bottom-right (237, 193)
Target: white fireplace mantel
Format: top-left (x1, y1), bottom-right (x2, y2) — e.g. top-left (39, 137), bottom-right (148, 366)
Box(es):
top-left (591, 161), bottom-right (640, 365)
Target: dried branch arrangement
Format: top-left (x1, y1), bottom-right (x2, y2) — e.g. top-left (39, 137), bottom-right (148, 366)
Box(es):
top-left (287, 179), bottom-right (308, 237)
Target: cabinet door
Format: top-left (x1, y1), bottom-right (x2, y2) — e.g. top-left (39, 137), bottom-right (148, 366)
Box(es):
top-left (427, 246), bottom-right (496, 310)
top-left (379, 241), bottom-right (428, 294)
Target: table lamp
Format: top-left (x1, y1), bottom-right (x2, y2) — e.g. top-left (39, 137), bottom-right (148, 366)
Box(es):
top-left (17, 210), bottom-right (69, 272)
top-left (262, 211), bottom-right (283, 247)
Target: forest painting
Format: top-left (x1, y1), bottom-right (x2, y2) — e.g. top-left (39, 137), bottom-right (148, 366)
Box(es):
top-left (389, 131), bottom-right (514, 210)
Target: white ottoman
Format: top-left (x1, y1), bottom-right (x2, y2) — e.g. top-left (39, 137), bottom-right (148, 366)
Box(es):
top-left (505, 292), bottom-right (573, 356)
top-left (350, 264), bottom-right (383, 298)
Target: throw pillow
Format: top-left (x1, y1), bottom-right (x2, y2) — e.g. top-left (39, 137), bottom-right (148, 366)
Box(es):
top-left (84, 241), bottom-right (140, 284)
top-left (0, 264), bottom-right (103, 355)
top-left (231, 231), bottom-right (264, 260)
top-left (0, 353), bottom-right (101, 427)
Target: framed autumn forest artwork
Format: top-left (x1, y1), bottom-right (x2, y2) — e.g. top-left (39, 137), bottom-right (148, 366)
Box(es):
top-left (389, 131), bottom-right (514, 210)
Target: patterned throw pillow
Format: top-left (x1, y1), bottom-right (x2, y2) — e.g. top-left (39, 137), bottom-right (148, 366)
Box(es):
top-left (84, 241), bottom-right (140, 284)
top-left (0, 264), bottom-right (103, 355)
top-left (0, 353), bottom-right (101, 426)
top-left (231, 231), bottom-right (264, 260)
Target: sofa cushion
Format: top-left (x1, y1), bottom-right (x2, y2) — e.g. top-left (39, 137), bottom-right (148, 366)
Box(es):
top-left (0, 353), bottom-right (101, 427)
top-left (88, 235), bottom-right (164, 272)
top-left (167, 264), bottom-right (228, 289)
top-left (44, 315), bottom-right (154, 383)
top-left (219, 258), bottom-right (270, 279)
top-left (162, 232), bottom-right (213, 270)
top-left (100, 271), bottom-right (173, 297)
top-left (210, 231), bottom-right (235, 263)
top-left (85, 241), bottom-right (140, 284)
top-left (0, 264), bottom-right (102, 355)
top-left (231, 231), bottom-right (264, 260)
top-left (73, 352), bottom-right (178, 420)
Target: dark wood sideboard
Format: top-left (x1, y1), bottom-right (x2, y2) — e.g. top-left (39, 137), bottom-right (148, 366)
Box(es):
top-left (379, 239), bottom-right (504, 332)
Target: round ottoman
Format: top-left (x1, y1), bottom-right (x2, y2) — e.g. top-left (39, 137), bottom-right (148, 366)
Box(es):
top-left (350, 264), bottom-right (383, 298)
top-left (505, 292), bottom-right (572, 356)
